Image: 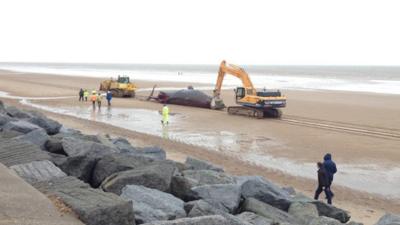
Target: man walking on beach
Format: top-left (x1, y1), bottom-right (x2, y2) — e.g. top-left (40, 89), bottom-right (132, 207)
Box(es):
top-left (162, 104), bottom-right (169, 126)
top-left (79, 88), bottom-right (84, 101)
top-left (90, 91), bottom-right (97, 109)
top-left (84, 89), bottom-right (89, 101)
top-left (323, 153), bottom-right (337, 196)
top-left (97, 93), bottom-right (103, 109)
top-left (314, 162), bottom-right (332, 204)
top-left (106, 91), bottom-right (112, 106)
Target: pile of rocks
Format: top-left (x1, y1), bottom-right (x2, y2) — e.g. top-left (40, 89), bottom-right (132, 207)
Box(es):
top-left (0, 100), bottom-right (398, 225)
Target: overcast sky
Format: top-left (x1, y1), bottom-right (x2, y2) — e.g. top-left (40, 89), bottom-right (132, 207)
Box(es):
top-left (0, 0), bottom-right (399, 65)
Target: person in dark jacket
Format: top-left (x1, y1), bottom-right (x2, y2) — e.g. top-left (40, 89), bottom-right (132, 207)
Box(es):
top-left (78, 88), bottom-right (84, 101)
top-left (106, 91), bottom-right (112, 106)
top-left (323, 153), bottom-right (337, 197)
top-left (323, 153), bottom-right (337, 184)
top-left (314, 162), bottom-right (332, 204)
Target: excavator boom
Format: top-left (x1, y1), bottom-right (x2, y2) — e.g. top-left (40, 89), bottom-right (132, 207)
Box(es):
top-left (211, 60), bottom-right (286, 118)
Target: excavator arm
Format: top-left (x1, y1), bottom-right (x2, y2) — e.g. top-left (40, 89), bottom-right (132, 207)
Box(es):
top-left (211, 60), bottom-right (257, 109)
top-left (214, 60), bottom-right (256, 98)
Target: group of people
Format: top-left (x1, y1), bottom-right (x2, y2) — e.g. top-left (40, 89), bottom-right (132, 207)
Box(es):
top-left (314, 153), bottom-right (337, 205)
top-left (79, 88), bottom-right (113, 109)
top-left (78, 88), bottom-right (171, 125)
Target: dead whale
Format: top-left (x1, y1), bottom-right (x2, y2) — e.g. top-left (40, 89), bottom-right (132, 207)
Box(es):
top-left (156, 89), bottom-right (212, 108)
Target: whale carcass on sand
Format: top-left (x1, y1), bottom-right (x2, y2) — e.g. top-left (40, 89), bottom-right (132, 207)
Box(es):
top-left (155, 87), bottom-right (212, 109)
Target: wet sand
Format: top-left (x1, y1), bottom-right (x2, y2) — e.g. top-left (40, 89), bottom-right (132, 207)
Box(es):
top-left (1, 70), bottom-right (399, 224)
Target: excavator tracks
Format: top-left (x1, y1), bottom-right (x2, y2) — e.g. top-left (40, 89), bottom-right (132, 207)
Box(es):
top-left (279, 115), bottom-right (400, 140)
top-left (227, 106), bottom-right (282, 119)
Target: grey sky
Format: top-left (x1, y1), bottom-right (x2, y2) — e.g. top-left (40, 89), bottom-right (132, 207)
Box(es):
top-left (0, 0), bottom-right (399, 65)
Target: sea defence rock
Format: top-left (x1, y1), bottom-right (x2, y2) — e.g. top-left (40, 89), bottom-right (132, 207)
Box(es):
top-left (61, 137), bottom-right (119, 157)
top-left (12, 128), bottom-right (49, 150)
top-left (27, 112), bottom-right (62, 135)
top-left (0, 129), bottom-right (23, 138)
top-left (191, 184), bottom-right (241, 213)
top-left (112, 137), bottom-right (138, 153)
top-left (59, 137), bottom-right (121, 183)
top-left (35, 176), bottom-right (135, 225)
top-left (236, 212), bottom-right (273, 225)
top-left (2, 120), bottom-right (42, 134)
top-left (135, 146), bottom-right (167, 160)
top-left (0, 100), bottom-right (5, 113)
top-left (185, 199), bottom-right (226, 217)
top-left (184, 199), bottom-right (251, 225)
top-left (45, 136), bottom-right (66, 155)
top-left (141, 215), bottom-right (230, 225)
top-left (101, 161), bottom-right (178, 195)
top-left (59, 147), bottom-right (116, 183)
top-left (183, 170), bottom-right (234, 185)
top-left (34, 175), bottom-right (90, 190)
top-left (47, 152), bottom-right (68, 167)
top-left (157, 89), bottom-right (212, 109)
top-left (120, 185), bottom-right (186, 224)
top-left (92, 153), bottom-right (155, 187)
top-left (239, 176), bottom-right (292, 211)
top-left (240, 198), bottom-right (301, 225)
top-left (288, 201), bottom-right (319, 223)
top-left (10, 160), bottom-right (66, 184)
top-left (0, 139), bottom-right (50, 167)
top-left (0, 113), bottom-right (15, 127)
top-left (171, 175), bottom-right (198, 201)
top-left (375, 213), bottom-right (400, 225)
top-left (311, 201), bottom-right (351, 223)
top-left (308, 216), bottom-right (342, 225)
top-left (171, 170), bottom-right (234, 202)
top-left (5, 105), bottom-right (32, 119)
top-left (185, 157), bottom-right (224, 172)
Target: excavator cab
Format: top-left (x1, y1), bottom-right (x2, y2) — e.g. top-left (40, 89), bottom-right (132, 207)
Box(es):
top-left (234, 87), bottom-right (246, 102)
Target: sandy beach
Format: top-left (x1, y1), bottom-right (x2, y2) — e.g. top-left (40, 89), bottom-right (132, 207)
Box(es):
top-left (1, 69), bottom-right (399, 224)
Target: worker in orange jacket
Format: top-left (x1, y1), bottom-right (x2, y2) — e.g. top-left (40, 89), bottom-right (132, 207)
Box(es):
top-left (90, 91), bottom-right (97, 109)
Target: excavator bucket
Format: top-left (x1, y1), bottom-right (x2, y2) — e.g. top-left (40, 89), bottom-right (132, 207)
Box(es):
top-left (210, 97), bottom-right (225, 110)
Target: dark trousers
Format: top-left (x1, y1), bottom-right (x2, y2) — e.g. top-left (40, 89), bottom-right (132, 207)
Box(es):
top-left (79, 95), bottom-right (84, 101)
top-left (97, 101), bottom-right (101, 109)
top-left (314, 185), bottom-right (332, 204)
top-left (107, 99), bottom-right (111, 106)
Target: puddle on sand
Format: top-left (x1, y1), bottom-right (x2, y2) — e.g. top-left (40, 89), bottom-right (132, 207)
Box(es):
top-left (20, 99), bottom-right (278, 154)
top-left (1, 90), bottom-right (399, 199)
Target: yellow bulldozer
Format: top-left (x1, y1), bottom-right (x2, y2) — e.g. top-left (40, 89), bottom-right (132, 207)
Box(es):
top-left (99, 75), bottom-right (137, 97)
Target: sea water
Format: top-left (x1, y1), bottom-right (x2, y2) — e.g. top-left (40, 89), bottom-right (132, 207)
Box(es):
top-left (1, 62), bottom-right (400, 95)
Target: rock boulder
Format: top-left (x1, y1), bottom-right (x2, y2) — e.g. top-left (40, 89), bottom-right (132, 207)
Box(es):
top-left (10, 160), bottom-right (66, 184)
top-left (120, 185), bottom-right (186, 224)
top-left (239, 176), bottom-right (292, 211)
top-left (240, 198), bottom-right (301, 225)
top-left (185, 157), bottom-right (223, 172)
top-left (101, 161), bottom-right (178, 195)
top-left (191, 184), bottom-right (241, 213)
top-left (92, 153), bottom-right (154, 187)
top-left (141, 215), bottom-right (229, 225)
top-left (28, 112), bottom-right (62, 135)
top-left (375, 213), bottom-right (400, 225)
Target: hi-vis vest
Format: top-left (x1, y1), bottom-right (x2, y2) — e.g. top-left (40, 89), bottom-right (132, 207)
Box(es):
top-left (90, 95), bottom-right (97, 102)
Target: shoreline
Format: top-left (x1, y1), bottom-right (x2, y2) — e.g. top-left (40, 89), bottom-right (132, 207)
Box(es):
top-left (1, 69), bottom-right (400, 224)
top-left (1, 68), bottom-right (400, 97)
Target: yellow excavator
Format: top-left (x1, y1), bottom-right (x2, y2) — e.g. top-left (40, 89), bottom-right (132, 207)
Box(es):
top-left (211, 60), bottom-right (286, 118)
top-left (99, 75), bottom-right (137, 97)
